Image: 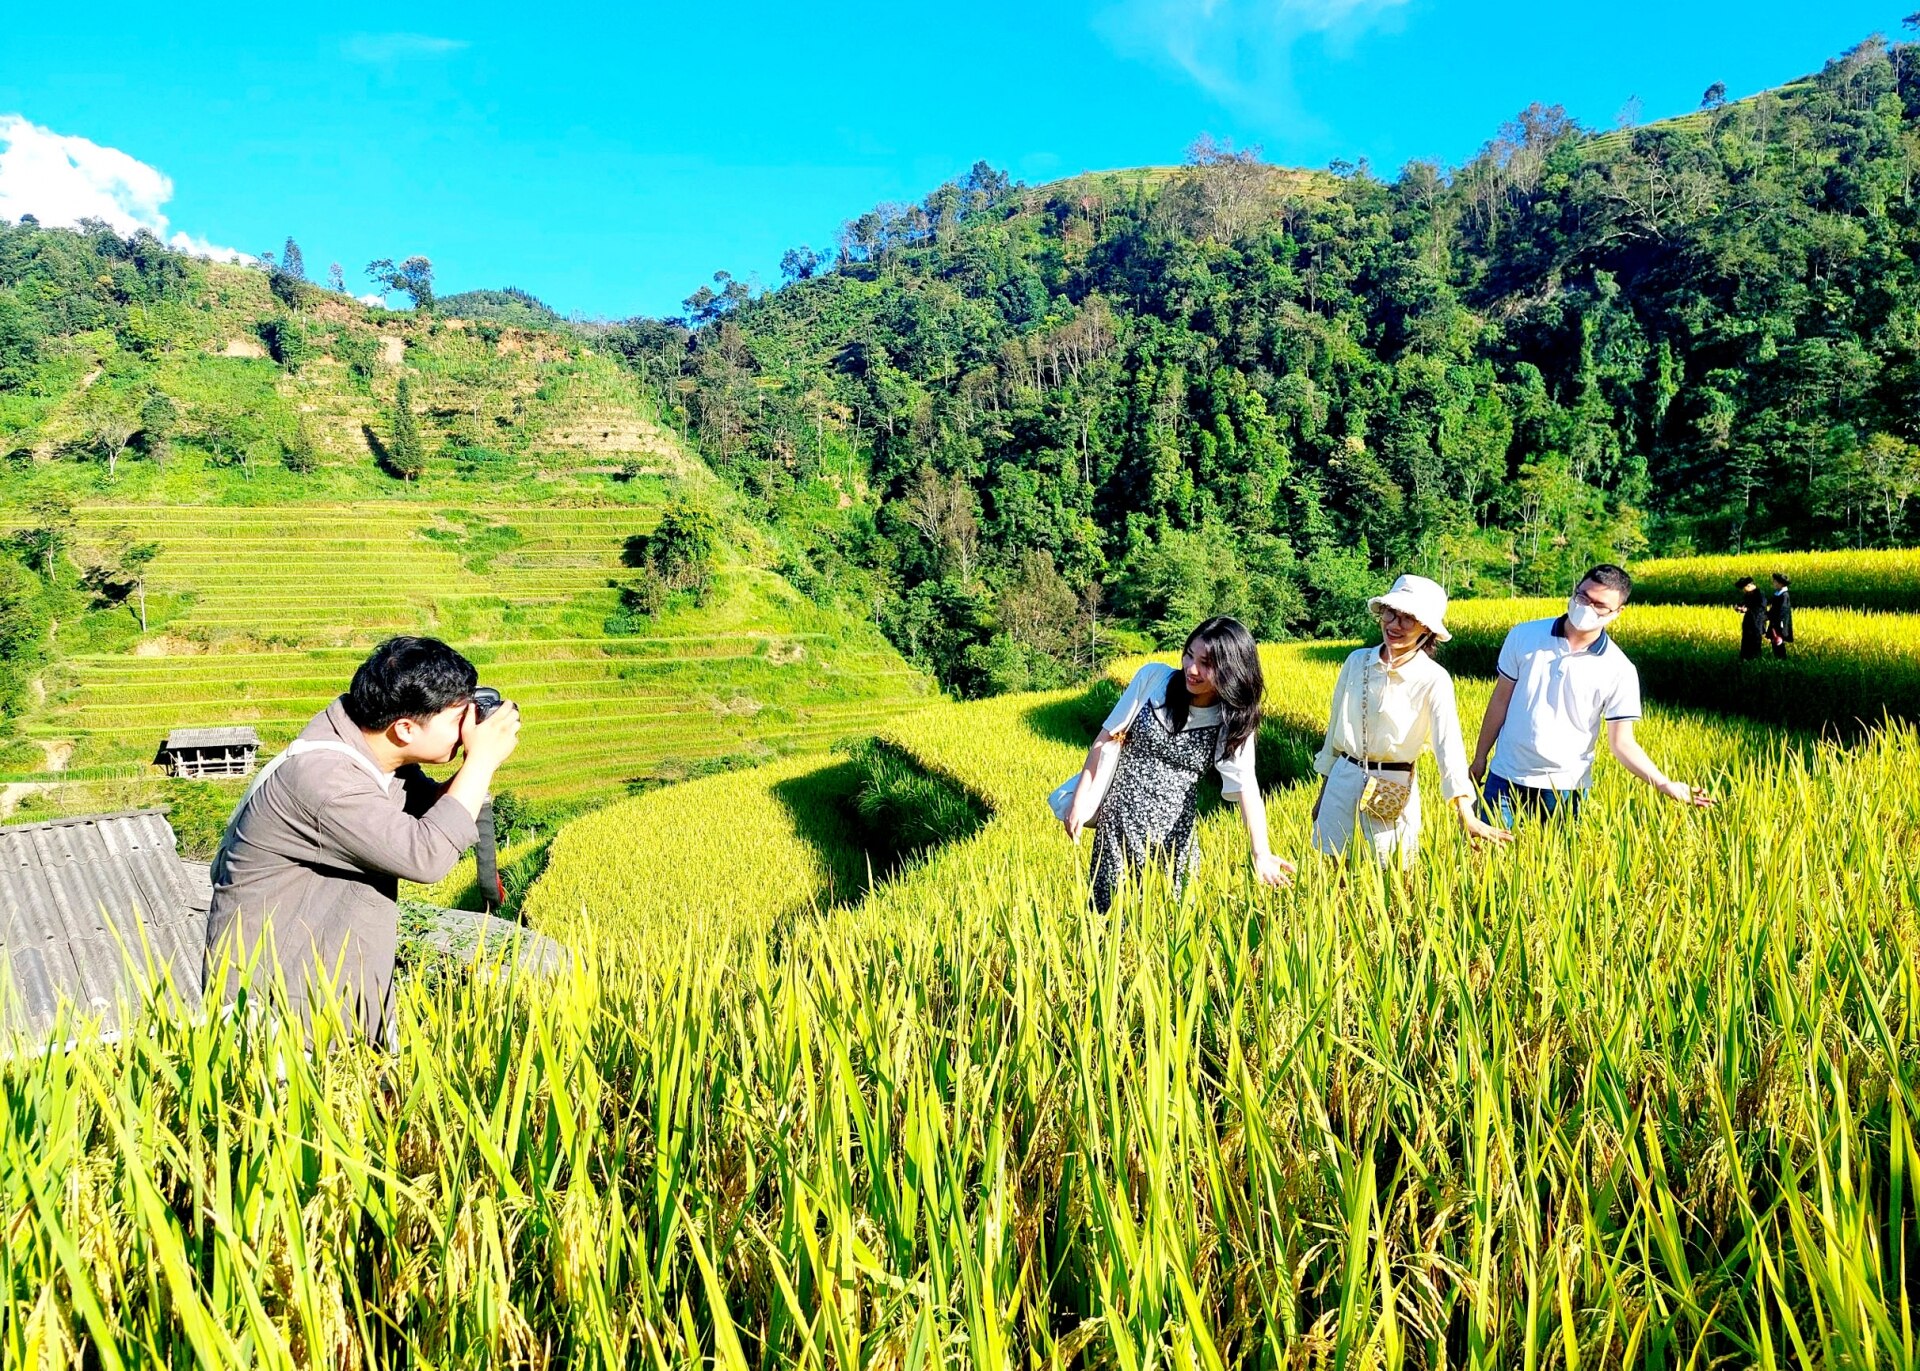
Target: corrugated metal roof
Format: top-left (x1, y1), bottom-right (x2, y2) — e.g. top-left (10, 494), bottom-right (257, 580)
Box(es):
top-left (0, 809), bottom-right (205, 1040)
top-left (162, 726), bottom-right (261, 751)
top-left (0, 813), bottom-right (568, 1049)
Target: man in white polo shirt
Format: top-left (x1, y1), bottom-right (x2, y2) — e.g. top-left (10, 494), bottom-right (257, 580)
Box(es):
top-left (1468, 564), bottom-right (1714, 824)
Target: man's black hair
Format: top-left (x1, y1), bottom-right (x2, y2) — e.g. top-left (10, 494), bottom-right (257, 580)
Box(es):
top-left (343, 636), bottom-right (478, 731)
top-left (1772, 572), bottom-right (1791, 586)
top-left (1578, 563), bottom-right (1634, 603)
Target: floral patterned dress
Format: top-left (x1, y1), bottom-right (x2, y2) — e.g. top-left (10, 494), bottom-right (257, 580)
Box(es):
top-left (1089, 703), bottom-right (1220, 912)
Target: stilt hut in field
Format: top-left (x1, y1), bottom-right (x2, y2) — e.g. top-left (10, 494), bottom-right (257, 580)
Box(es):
top-left (155, 726), bottom-right (261, 779)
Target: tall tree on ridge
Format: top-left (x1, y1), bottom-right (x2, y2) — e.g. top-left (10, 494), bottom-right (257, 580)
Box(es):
top-left (366, 257), bottom-right (435, 312)
top-left (389, 376), bottom-right (425, 480)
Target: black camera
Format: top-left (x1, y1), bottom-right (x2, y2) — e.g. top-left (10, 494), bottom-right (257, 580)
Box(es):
top-left (471, 686), bottom-right (505, 721)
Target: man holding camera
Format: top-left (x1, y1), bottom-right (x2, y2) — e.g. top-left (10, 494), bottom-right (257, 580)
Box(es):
top-left (206, 636), bottom-right (520, 1044)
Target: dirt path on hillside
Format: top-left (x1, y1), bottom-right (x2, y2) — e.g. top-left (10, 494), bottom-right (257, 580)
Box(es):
top-left (0, 739), bottom-right (74, 821)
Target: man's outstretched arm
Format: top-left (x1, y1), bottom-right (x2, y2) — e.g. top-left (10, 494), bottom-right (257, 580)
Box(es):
top-left (1606, 718), bottom-right (1715, 807)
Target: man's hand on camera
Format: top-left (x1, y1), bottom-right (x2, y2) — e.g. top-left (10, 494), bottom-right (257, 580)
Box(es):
top-left (446, 700), bottom-right (520, 822)
top-left (461, 699), bottom-right (521, 772)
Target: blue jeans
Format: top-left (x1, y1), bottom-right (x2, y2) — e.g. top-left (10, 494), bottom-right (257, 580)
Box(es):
top-left (1481, 772), bottom-right (1585, 827)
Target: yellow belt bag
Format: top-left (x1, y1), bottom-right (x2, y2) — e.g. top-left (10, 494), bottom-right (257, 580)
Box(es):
top-left (1357, 665), bottom-right (1413, 824)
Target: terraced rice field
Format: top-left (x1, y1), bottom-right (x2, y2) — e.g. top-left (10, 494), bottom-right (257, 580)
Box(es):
top-left (9, 503), bottom-right (929, 801)
top-left (48, 503), bottom-right (650, 635)
top-left (19, 640), bottom-right (1913, 1363)
top-left (1626, 546), bottom-right (1920, 612)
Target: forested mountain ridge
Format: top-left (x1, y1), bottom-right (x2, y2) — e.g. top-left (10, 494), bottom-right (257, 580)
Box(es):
top-left (611, 34), bottom-right (1920, 693)
top-left (2, 32), bottom-right (1914, 703)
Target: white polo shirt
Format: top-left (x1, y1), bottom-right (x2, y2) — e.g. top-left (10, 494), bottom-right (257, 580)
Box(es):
top-left (1489, 616), bottom-right (1641, 790)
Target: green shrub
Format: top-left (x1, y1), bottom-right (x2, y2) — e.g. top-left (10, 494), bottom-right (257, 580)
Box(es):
top-left (838, 736), bottom-right (988, 874)
top-left (330, 330), bottom-right (378, 388)
top-left (254, 317), bottom-right (312, 372)
top-left (162, 778), bottom-right (247, 860)
top-left (282, 418), bottom-right (318, 473)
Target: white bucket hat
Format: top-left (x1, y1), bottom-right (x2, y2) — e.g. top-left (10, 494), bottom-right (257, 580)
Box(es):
top-left (1367, 573), bottom-right (1452, 642)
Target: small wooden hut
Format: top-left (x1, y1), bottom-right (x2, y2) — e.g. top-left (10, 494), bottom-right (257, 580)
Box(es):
top-left (156, 726), bottom-right (261, 779)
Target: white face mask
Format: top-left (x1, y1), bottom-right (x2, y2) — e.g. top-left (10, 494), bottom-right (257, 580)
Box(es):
top-left (1566, 597), bottom-right (1610, 632)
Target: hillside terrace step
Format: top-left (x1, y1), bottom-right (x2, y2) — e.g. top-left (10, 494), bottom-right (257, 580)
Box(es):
top-left (67, 515), bottom-right (655, 528)
top-left (57, 663), bottom-right (905, 696)
top-left (26, 503), bottom-right (652, 516)
top-left (155, 593), bottom-right (590, 613)
top-left (152, 552), bottom-right (623, 563)
top-left (55, 686), bottom-right (729, 718)
top-left (40, 689), bottom-right (905, 735)
top-left (54, 667), bottom-right (911, 699)
top-left (44, 681), bottom-right (911, 730)
top-left (36, 696), bottom-right (920, 741)
top-left (67, 634), bottom-right (832, 662)
top-left (64, 652), bottom-right (807, 677)
top-left (137, 551), bottom-right (630, 568)
top-left (30, 714), bottom-right (915, 753)
top-left (151, 569), bottom-right (617, 583)
top-left (160, 560), bottom-right (447, 576)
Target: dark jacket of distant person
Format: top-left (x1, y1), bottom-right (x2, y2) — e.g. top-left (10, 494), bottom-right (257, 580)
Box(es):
top-left (1767, 580), bottom-right (1794, 657)
top-left (1738, 582), bottom-right (1766, 660)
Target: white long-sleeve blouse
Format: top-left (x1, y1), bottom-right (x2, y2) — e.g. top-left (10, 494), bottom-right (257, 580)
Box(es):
top-left (1312, 645), bottom-right (1473, 801)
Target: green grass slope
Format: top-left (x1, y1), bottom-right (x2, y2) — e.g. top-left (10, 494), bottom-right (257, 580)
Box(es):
top-left (3, 261), bottom-right (691, 489)
top-left (0, 251), bottom-right (930, 825)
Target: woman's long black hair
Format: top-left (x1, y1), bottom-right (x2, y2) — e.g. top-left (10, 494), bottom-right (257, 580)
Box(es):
top-left (1164, 616), bottom-right (1264, 755)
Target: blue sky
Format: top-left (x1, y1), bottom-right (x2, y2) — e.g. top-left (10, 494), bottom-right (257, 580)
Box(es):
top-left (0, 2), bottom-right (1906, 319)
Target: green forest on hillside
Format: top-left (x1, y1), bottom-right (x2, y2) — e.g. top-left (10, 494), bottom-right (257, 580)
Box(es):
top-left (2, 31), bottom-right (1918, 708)
top-left (602, 32), bottom-right (1920, 692)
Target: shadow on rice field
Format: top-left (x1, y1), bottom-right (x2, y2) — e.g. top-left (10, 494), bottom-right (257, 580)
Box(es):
top-left (771, 738), bottom-right (991, 910)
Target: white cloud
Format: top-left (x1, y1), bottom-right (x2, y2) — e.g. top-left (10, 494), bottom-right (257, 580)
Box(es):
top-left (0, 113), bottom-right (249, 261)
top-left (167, 231), bottom-right (248, 263)
top-left (1096, 0), bottom-right (1410, 125)
top-left (357, 293), bottom-right (387, 307)
top-left (342, 33), bottom-right (469, 63)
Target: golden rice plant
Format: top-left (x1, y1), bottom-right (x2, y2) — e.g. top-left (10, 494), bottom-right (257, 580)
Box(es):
top-left (1629, 547), bottom-right (1920, 611)
top-left (0, 643), bottom-right (1913, 1367)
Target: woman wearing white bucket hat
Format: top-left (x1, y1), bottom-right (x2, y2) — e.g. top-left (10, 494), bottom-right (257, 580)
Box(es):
top-left (1309, 574), bottom-right (1511, 866)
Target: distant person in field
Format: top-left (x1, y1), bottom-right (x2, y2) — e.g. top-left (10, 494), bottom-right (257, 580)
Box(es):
top-left (1736, 576), bottom-right (1767, 661)
top-left (1056, 616), bottom-right (1293, 911)
top-left (1767, 572), bottom-right (1794, 658)
top-left (1309, 575), bottom-right (1511, 866)
top-left (206, 636), bottom-right (521, 1045)
top-left (1468, 564), bottom-right (1715, 825)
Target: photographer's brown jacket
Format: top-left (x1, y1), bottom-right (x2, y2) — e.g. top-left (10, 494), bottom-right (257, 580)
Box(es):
top-left (205, 698), bottom-right (477, 1043)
